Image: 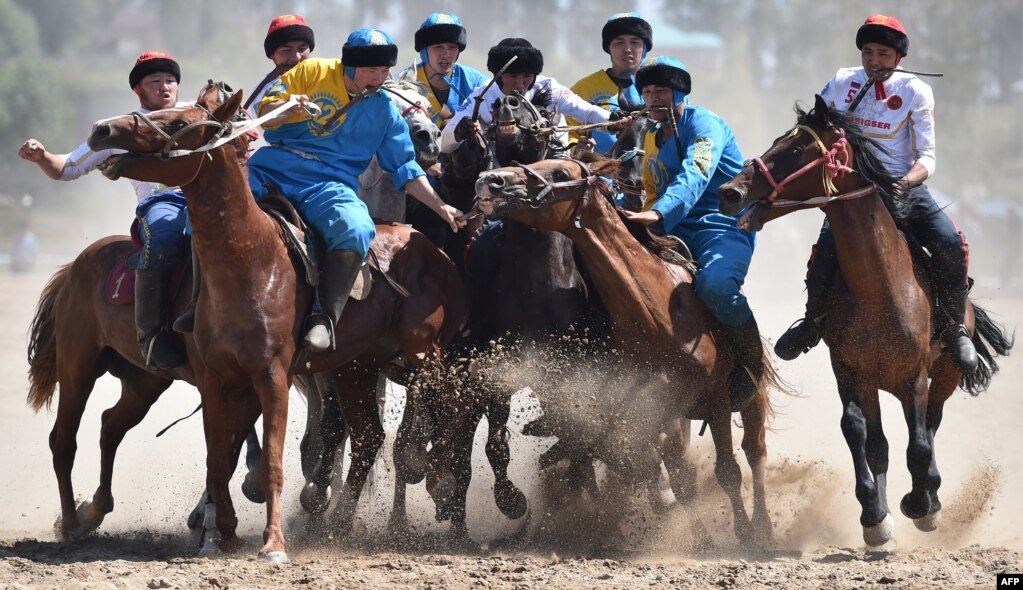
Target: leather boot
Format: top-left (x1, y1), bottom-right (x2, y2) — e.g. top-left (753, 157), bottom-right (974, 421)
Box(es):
top-left (135, 268), bottom-right (187, 370)
top-left (303, 249), bottom-right (365, 352)
top-left (775, 270), bottom-right (829, 361)
top-left (723, 317), bottom-right (764, 413)
top-left (172, 240), bottom-right (200, 333)
top-left (939, 287), bottom-right (978, 374)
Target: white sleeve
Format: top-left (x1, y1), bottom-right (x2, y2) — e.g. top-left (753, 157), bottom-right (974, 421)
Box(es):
top-left (59, 140), bottom-right (122, 181)
top-left (551, 80), bottom-right (610, 124)
top-left (442, 84), bottom-right (490, 153)
top-left (909, 82), bottom-right (936, 177)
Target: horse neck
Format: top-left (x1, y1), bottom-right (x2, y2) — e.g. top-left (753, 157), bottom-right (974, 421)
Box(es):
top-left (824, 188), bottom-right (911, 300)
top-left (562, 193), bottom-right (682, 342)
top-left (183, 147), bottom-right (275, 265)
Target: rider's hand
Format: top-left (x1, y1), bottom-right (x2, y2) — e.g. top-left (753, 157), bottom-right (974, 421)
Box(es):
top-left (425, 162), bottom-right (443, 177)
top-left (607, 113), bottom-right (634, 133)
top-left (454, 118), bottom-right (482, 142)
top-left (288, 94), bottom-right (311, 116)
top-left (18, 139), bottom-right (47, 162)
top-left (620, 209), bottom-right (661, 226)
top-left (440, 204), bottom-right (467, 232)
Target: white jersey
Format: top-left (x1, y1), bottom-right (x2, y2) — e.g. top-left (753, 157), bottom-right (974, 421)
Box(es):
top-left (821, 67), bottom-right (936, 177)
top-left (442, 74), bottom-right (610, 153)
top-left (59, 101), bottom-right (191, 203)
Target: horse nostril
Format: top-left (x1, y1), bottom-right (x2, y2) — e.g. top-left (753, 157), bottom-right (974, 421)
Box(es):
top-left (92, 124), bottom-right (112, 142)
top-left (488, 175), bottom-right (506, 189)
top-left (414, 129), bottom-right (432, 146)
top-left (506, 97), bottom-right (520, 108)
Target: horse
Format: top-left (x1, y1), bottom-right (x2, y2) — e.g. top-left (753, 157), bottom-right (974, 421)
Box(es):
top-left (25, 87), bottom-right (267, 544)
top-left (469, 155), bottom-right (779, 546)
top-left (717, 95), bottom-right (1013, 546)
top-left (606, 113), bottom-right (655, 212)
top-left (83, 82), bottom-right (464, 560)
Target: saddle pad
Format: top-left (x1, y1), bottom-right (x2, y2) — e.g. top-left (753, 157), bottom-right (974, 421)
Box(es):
top-left (107, 257), bottom-right (136, 305)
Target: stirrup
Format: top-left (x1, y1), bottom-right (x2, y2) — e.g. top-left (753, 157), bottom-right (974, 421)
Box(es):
top-left (302, 313), bottom-right (335, 352)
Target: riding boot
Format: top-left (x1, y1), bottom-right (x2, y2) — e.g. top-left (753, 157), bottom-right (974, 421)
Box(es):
top-left (303, 249), bottom-right (365, 352)
top-left (938, 287), bottom-right (978, 374)
top-left (135, 268), bottom-right (187, 370)
top-left (722, 317), bottom-right (764, 412)
top-left (172, 240), bottom-right (200, 333)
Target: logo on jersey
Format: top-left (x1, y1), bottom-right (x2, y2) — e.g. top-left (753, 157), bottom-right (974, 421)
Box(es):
top-left (886, 95), bottom-right (903, 110)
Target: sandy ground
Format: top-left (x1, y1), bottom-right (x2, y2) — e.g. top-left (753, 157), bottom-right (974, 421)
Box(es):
top-left (2, 222), bottom-right (1022, 588)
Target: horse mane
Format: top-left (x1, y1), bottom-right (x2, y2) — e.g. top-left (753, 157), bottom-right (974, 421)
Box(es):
top-left (382, 79), bottom-right (435, 116)
top-left (796, 102), bottom-right (912, 228)
top-left (578, 153), bottom-right (691, 264)
top-left (531, 85), bottom-right (554, 110)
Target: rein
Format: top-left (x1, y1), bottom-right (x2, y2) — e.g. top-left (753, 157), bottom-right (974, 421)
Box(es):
top-left (513, 159), bottom-right (599, 229)
top-left (739, 124), bottom-right (874, 227)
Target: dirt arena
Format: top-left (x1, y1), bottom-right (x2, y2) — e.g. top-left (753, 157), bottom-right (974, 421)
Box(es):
top-left (2, 224), bottom-right (1021, 588)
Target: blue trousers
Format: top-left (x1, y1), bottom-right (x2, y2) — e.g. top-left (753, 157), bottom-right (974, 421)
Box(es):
top-left (134, 191), bottom-right (189, 270)
top-left (248, 148), bottom-right (376, 256)
top-left (673, 215), bottom-right (756, 327)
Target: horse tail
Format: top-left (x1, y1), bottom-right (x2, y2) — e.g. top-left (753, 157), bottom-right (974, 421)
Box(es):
top-left (27, 264), bottom-right (71, 412)
top-left (754, 343), bottom-right (782, 423)
top-left (960, 302), bottom-right (1015, 396)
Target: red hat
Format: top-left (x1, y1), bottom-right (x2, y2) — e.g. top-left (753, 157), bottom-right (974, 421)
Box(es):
top-left (856, 14), bottom-right (909, 57)
top-left (264, 14), bottom-right (315, 58)
top-left (128, 51), bottom-right (181, 89)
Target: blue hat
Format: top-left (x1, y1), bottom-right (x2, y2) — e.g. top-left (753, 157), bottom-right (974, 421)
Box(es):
top-left (342, 28), bottom-right (398, 67)
top-left (602, 13), bottom-right (653, 54)
top-left (415, 13), bottom-right (467, 52)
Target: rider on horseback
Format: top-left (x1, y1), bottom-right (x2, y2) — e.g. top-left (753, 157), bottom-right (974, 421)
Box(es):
top-left (774, 14), bottom-right (978, 374)
top-left (248, 28), bottom-right (467, 352)
top-left (622, 56), bottom-right (762, 412)
top-left (569, 12), bottom-right (652, 154)
top-left (174, 14), bottom-right (319, 335)
top-left (18, 51), bottom-right (189, 371)
top-left (442, 37), bottom-right (613, 156)
top-left (396, 12), bottom-right (488, 131)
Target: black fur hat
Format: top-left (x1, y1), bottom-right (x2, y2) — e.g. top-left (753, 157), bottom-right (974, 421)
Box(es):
top-left (635, 57), bottom-right (691, 95)
top-left (342, 29), bottom-right (398, 67)
top-left (487, 38), bottom-right (543, 76)
top-left (601, 14), bottom-right (653, 54)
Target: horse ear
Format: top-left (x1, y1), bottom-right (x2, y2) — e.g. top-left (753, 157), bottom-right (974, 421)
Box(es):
top-left (814, 94), bottom-right (830, 125)
top-left (214, 90), bottom-right (244, 123)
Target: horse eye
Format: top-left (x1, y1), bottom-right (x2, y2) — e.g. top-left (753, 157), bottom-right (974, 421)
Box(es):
top-left (790, 145), bottom-right (805, 158)
top-left (552, 170), bottom-right (568, 182)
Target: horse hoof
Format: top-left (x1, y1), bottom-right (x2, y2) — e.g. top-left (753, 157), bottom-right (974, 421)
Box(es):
top-left (299, 482), bottom-right (331, 514)
top-left (913, 509), bottom-right (941, 532)
top-left (262, 551), bottom-right (288, 564)
top-left (75, 501), bottom-right (105, 533)
top-left (495, 482), bottom-right (528, 520)
top-left (900, 494), bottom-right (931, 521)
top-left (197, 541), bottom-right (224, 558)
top-left (862, 513), bottom-right (894, 547)
top-left (187, 503), bottom-right (204, 530)
top-left (242, 472), bottom-right (266, 504)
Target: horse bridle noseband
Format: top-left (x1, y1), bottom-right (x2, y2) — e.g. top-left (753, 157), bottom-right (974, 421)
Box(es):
top-left (738, 124), bottom-right (875, 227)
top-left (511, 158), bottom-right (599, 229)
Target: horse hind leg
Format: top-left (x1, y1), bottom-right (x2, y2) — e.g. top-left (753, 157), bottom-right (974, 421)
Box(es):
top-left (299, 376), bottom-right (347, 515)
top-left (486, 396), bottom-right (527, 520)
top-left (706, 411), bottom-right (754, 545)
top-left (739, 396), bottom-right (773, 546)
top-left (80, 367), bottom-right (171, 533)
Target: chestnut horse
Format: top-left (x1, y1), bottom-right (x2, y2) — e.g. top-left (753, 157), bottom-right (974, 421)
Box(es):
top-left (717, 95), bottom-right (1013, 546)
top-left (469, 155), bottom-right (779, 545)
top-left (77, 83), bottom-right (463, 560)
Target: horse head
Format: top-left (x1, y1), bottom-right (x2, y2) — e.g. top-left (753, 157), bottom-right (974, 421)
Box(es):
top-left (719, 94), bottom-right (881, 231)
top-left (607, 114), bottom-right (654, 212)
top-left (88, 81), bottom-right (249, 186)
top-left (381, 80), bottom-right (441, 169)
top-left (475, 155), bottom-right (619, 232)
top-left (491, 87), bottom-right (556, 165)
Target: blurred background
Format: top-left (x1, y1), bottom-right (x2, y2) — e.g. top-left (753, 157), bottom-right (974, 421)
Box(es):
top-left (0, 0), bottom-right (1020, 284)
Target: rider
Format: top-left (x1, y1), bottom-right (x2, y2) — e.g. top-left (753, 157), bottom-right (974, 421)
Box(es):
top-left (568, 12), bottom-right (651, 154)
top-left (622, 56), bottom-right (760, 412)
top-left (248, 28), bottom-right (466, 352)
top-left (442, 37), bottom-right (613, 157)
top-left (774, 14), bottom-right (978, 374)
top-left (18, 51), bottom-right (189, 371)
top-left (173, 14), bottom-right (318, 334)
top-left (397, 12), bottom-right (488, 130)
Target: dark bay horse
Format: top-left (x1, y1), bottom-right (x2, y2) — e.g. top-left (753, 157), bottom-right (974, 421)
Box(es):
top-left (78, 83), bottom-right (464, 560)
top-left (717, 95), bottom-right (1013, 546)
top-left (470, 156), bottom-right (779, 546)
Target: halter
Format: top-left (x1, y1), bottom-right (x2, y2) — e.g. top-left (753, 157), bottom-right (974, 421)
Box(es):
top-left (493, 91), bottom-right (556, 160)
top-left (131, 103), bottom-right (229, 161)
top-left (512, 159), bottom-right (600, 229)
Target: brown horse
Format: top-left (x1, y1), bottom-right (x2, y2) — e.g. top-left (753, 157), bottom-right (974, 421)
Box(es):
top-left (461, 155), bottom-right (778, 546)
top-left (75, 83), bottom-right (463, 560)
top-left (717, 95), bottom-right (1013, 546)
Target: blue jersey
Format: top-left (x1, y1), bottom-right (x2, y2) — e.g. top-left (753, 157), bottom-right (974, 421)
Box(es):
top-left (642, 104), bottom-right (745, 234)
top-left (399, 62), bottom-right (488, 129)
top-left (259, 57), bottom-right (424, 189)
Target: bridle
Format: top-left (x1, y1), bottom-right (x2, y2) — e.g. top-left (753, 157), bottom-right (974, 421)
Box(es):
top-left (509, 158), bottom-right (600, 229)
top-left (738, 123), bottom-right (875, 227)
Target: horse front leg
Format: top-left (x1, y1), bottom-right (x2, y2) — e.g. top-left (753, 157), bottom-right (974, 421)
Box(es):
top-left (486, 394), bottom-right (527, 520)
top-left (299, 375), bottom-right (347, 515)
top-left (200, 385), bottom-right (245, 555)
top-left (739, 393), bottom-right (773, 547)
top-left (706, 409), bottom-right (754, 545)
top-left (834, 365), bottom-right (891, 546)
top-left (911, 358), bottom-right (959, 532)
top-left (254, 363), bottom-right (291, 562)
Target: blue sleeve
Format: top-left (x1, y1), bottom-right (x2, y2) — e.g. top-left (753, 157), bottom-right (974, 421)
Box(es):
top-left (651, 111), bottom-right (727, 233)
top-left (376, 103), bottom-right (425, 188)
